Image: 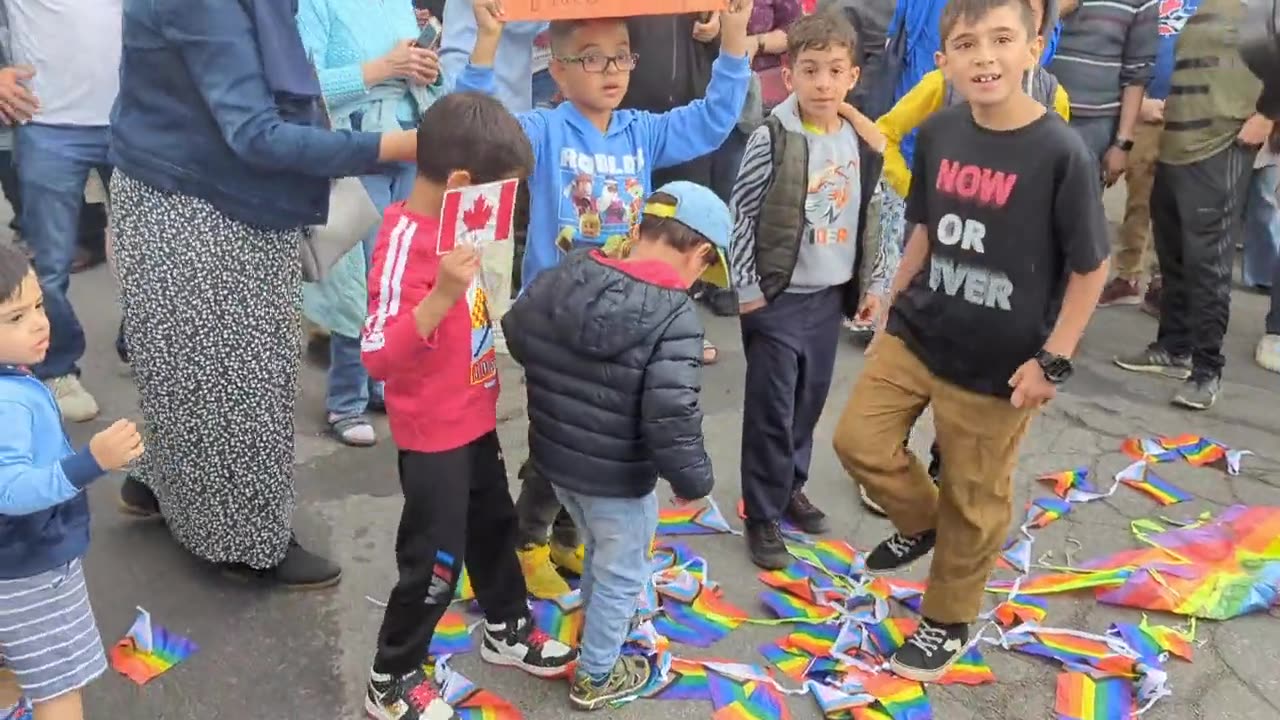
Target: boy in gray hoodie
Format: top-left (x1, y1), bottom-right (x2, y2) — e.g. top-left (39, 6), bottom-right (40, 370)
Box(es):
top-left (728, 11), bottom-right (884, 570)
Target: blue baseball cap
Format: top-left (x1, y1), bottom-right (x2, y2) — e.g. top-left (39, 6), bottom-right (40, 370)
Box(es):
top-left (643, 180), bottom-right (733, 289)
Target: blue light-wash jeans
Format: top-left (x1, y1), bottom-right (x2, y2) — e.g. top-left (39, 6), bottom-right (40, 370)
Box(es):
top-left (1243, 164), bottom-right (1280, 289)
top-left (326, 164), bottom-right (416, 419)
top-left (552, 487), bottom-right (658, 678)
top-left (15, 124), bottom-right (111, 379)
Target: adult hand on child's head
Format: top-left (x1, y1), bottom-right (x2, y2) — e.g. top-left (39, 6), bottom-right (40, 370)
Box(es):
top-left (1008, 359), bottom-right (1057, 409)
top-left (436, 245), bottom-right (482, 302)
top-left (384, 40), bottom-right (441, 86)
top-left (473, 0), bottom-right (506, 38)
top-left (0, 65), bottom-right (38, 125)
top-left (692, 12), bottom-right (721, 43)
top-left (90, 419), bottom-right (145, 471)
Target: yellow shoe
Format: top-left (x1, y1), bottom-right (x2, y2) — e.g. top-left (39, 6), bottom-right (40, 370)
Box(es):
top-left (550, 542), bottom-right (585, 576)
top-left (518, 544), bottom-right (571, 599)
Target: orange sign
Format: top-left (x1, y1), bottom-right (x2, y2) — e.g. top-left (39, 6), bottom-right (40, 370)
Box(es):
top-left (501, 0), bottom-right (727, 22)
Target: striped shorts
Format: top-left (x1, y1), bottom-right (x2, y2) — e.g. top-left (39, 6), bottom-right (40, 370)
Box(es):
top-left (0, 560), bottom-right (106, 703)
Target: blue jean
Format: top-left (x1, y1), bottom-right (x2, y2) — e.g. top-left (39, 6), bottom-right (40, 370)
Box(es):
top-left (1268, 254), bottom-right (1280, 334)
top-left (1243, 165), bottom-right (1280, 289)
top-left (15, 124), bottom-right (111, 379)
top-left (552, 487), bottom-right (658, 678)
top-left (532, 69), bottom-right (557, 109)
top-left (326, 164), bottom-right (415, 418)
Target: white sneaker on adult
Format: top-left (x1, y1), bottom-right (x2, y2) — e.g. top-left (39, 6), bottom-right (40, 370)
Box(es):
top-left (1257, 334), bottom-right (1280, 373)
top-left (44, 375), bottom-right (100, 423)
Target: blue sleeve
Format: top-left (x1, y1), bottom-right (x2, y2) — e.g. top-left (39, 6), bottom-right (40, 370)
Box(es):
top-left (0, 404), bottom-right (102, 516)
top-left (645, 51), bottom-right (751, 170)
top-left (1041, 21), bottom-right (1061, 65)
top-left (296, 0), bottom-right (372, 107)
top-left (440, 0), bottom-right (479, 90)
top-left (159, 0), bottom-right (382, 178)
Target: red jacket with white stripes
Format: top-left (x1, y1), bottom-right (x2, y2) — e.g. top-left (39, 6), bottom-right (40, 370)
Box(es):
top-left (361, 204), bottom-right (499, 454)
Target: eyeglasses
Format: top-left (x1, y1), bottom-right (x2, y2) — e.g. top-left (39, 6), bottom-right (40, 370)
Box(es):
top-left (556, 52), bottom-right (640, 73)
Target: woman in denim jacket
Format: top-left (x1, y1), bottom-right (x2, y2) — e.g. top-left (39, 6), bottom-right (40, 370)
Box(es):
top-left (296, 0), bottom-right (445, 447)
top-left (109, 0), bottom-right (418, 589)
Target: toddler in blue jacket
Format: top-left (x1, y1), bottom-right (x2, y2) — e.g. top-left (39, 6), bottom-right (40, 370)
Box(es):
top-left (0, 242), bottom-right (143, 720)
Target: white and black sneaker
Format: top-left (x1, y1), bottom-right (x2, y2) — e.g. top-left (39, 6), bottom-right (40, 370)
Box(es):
top-left (890, 618), bottom-right (969, 682)
top-left (480, 615), bottom-right (577, 678)
top-left (365, 664), bottom-right (455, 720)
top-left (866, 529), bottom-right (936, 573)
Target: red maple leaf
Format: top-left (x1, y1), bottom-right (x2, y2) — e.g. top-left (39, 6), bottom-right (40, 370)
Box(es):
top-left (462, 194), bottom-right (494, 232)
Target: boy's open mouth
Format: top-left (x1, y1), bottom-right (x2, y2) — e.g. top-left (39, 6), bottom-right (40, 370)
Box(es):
top-left (971, 73), bottom-right (1002, 85)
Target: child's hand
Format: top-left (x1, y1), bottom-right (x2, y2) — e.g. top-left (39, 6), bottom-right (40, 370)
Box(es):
top-left (739, 297), bottom-right (767, 315)
top-left (855, 293), bottom-right (883, 326)
top-left (720, 0), bottom-right (756, 46)
top-left (472, 0), bottom-right (506, 39)
top-left (692, 12), bottom-right (720, 43)
top-left (89, 419), bottom-right (144, 471)
top-left (1008, 358), bottom-right (1057, 409)
top-left (434, 246), bottom-right (481, 303)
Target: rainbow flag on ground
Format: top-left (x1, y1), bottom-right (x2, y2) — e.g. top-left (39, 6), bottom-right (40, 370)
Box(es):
top-left (645, 657), bottom-right (713, 701)
top-left (1053, 671), bottom-right (1136, 719)
top-left (428, 610), bottom-right (476, 656)
top-left (1038, 468), bottom-right (1107, 503)
top-left (861, 673), bottom-right (933, 720)
top-left (654, 586), bottom-right (746, 647)
top-left (1023, 496), bottom-right (1073, 529)
top-left (108, 607), bottom-right (198, 685)
top-left (1116, 461), bottom-right (1191, 506)
top-left (992, 594), bottom-right (1049, 627)
top-left (657, 498), bottom-right (738, 536)
top-left (707, 670), bottom-right (793, 720)
top-left (529, 594), bottom-right (583, 647)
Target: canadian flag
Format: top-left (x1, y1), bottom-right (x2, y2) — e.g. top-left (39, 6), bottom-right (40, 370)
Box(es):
top-left (437, 178), bottom-right (519, 254)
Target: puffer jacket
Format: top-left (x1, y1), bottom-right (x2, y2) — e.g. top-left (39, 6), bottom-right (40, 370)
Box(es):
top-left (502, 250), bottom-right (714, 501)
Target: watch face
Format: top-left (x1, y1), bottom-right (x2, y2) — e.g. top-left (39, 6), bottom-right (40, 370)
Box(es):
top-left (1047, 358), bottom-right (1073, 383)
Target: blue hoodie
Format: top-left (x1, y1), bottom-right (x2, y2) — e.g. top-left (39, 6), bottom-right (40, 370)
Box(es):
top-left (455, 52), bottom-right (750, 290)
top-left (0, 366), bottom-right (104, 579)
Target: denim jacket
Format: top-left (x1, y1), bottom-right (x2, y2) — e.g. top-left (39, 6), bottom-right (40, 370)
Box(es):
top-left (110, 0), bottom-right (385, 230)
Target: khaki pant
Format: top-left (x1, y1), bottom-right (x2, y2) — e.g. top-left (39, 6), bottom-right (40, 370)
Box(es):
top-left (1115, 120), bottom-right (1164, 280)
top-left (833, 334), bottom-right (1034, 623)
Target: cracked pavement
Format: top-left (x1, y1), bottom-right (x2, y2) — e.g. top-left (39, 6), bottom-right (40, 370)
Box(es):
top-left (22, 190), bottom-right (1279, 719)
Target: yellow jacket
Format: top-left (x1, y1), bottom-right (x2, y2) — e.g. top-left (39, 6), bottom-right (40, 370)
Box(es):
top-left (876, 70), bottom-right (1072, 198)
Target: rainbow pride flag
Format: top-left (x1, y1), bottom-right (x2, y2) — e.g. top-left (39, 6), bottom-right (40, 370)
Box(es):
top-left (1121, 437), bottom-right (1182, 464)
top-left (1023, 496), bottom-right (1073, 529)
top-left (1007, 629), bottom-right (1138, 678)
top-left (1116, 461), bottom-right (1191, 506)
top-left (757, 643), bottom-right (811, 682)
top-left (529, 594), bottom-right (583, 647)
top-left (108, 608), bottom-right (198, 685)
top-left (657, 498), bottom-right (737, 536)
top-left (428, 610), bottom-right (476, 656)
top-left (653, 586), bottom-right (745, 647)
top-left (1158, 435), bottom-right (1225, 466)
top-left (707, 670), bottom-right (793, 720)
top-left (992, 594), bottom-right (1049, 627)
top-left (1053, 672), bottom-right (1136, 719)
top-left (645, 657), bottom-right (713, 701)
top-left (438, 658), bottom-right (524, 719)
top-left (1038, 468), bottom-right (1106, 503)
top-left (758, 588), bottom-right (838, 622)
top-left (862, 673), bottom-right (932, 720)
top-left (941, 646), bottom-right (996, 686)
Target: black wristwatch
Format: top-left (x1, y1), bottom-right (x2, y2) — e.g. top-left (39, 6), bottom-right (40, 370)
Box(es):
top-left (1112, 137), bottom-right (1135, 152)
top-left (1035, 350), bottom-right (1074, 384)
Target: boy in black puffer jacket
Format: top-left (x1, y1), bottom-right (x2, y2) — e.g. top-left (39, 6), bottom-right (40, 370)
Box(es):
top-left (502, 181), bottom-right (727, 710)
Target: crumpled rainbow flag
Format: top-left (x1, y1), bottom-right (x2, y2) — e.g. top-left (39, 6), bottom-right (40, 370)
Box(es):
top-left (657, 497), bottom-right (739, 536)
top-left (1038, 468), bottom-right (1108, 503)
top-left (108, 607), bottom-right (198, 685)
top-left (1054, 671), bottom-right (1137, 719)
top-left (437, 657), bottom-right (523, 719)
top-left (1116, 460), bottom-right (1191, 506)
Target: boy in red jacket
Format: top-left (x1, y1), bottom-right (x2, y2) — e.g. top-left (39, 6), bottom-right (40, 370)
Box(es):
top-left (360, 92), bottom-right (577, 720)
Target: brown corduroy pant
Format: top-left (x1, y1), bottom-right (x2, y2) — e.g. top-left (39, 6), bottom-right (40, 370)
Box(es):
top-left (833, 334), bottom-right (1035, 624)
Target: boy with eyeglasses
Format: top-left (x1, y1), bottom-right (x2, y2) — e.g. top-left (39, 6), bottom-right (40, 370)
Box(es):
top-left (456, 0), bottom-right (753, 599)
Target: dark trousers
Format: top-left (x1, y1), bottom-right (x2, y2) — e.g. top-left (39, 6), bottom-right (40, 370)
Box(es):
top-left (1152, 144), bottom-right (1254, 377)
top-left (374, 431), bottom-right (528, 675)
top-left (515, 460), bottom-right (579, 548)
top-left (740, 287), bottom-right (844, 521)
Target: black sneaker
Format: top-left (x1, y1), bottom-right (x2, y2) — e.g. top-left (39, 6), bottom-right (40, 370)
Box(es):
top-left (223, 536), bottom-right (342, 589)
top-left (119, 475), bottom-right (160, 518)
top-left (1114, 344), bottom-right (1193, 380)
top-left (890, 618), bottom-right (969, 682)
top-left (745, 520), bottom-right (791, 570)
top-left (866, 529), bottom-right (936, 573)
top-left (480, 616), bottom-right (577, 678)
top-left (1171, 373), bottom-right (1221, 411)
top-left (784, 490), bottom-right (829, 534)
top-left (365, 664), bottom-right (455, 720)
top-left (569, 655), bottom-right (652, 711)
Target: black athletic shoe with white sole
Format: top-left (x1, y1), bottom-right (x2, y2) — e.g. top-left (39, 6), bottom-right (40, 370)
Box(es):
top-left (890, 618), bottom-right (970, 682)
top-left (480, 616), bottom-right (577, 678)
top-left (365, 664), bottom-right (454, 720)
top-left (865, 529), bottom-right (936, 573)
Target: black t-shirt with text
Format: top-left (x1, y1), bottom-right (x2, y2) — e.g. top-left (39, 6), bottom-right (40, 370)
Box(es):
top-left (887, 105), bottom-right (1109, 397)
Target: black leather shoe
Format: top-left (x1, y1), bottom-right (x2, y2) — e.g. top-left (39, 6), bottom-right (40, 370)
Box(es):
top-left (745, 520), bottom-right (790, 570)
top-left (223, 537), bottom-right (342, 590)
top-left (119, 475), bottom-right (160, 518)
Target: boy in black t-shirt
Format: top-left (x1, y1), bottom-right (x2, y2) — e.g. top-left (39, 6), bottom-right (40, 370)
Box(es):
top-left (831, 0), bottom-right (1110, 682)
